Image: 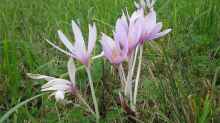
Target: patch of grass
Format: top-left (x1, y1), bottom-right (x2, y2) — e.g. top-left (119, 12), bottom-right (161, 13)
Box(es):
top-left (0, 0), bottom-right (220, 122)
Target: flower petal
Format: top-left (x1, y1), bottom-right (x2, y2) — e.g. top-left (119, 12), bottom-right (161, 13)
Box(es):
top-left (130, 9), bottom-right (144, 24)
top-left (58, 30), bottom-right (74, 52)
top-left (41, 79), bottom-right (71, 89)
top-left (55, 91), bottom-right (65, 101)
top-left (41, 84), bottom-right (70, 91)
top-left (128, 18), bottom-right (143, 49)
top-left (150, 22), bottom-right (162, 34)
top-left (88, 23), bottom-right (97, 55)
top-left (143, 22), bottom-right (162, 41)
top-left (115, 15), bottom-right (128, 49)
top-left (144, 9), bottom-right (157, 32)
top-left (71, 20), bottom-right (86, 53)
top-left (100, 33), bottom-right (115, 62)
top-left (148, 28), bottom-right (172, 40)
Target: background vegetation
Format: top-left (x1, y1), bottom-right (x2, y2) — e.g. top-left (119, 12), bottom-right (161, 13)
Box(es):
top-left (0, 0), bottom-right (220, 122)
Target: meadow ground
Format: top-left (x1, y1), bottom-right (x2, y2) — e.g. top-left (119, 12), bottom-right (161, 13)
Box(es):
top-left (0, 0), bottom-right (220, 122)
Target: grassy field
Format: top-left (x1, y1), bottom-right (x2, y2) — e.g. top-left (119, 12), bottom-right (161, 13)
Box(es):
top-left (0, 0), bottom-right (220, 122)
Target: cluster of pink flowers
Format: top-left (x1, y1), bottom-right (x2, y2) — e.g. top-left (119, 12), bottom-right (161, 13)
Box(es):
top-left (101, 7), bottom-right (171, 65)
top-left (28, 0), bottom-right (171, 121)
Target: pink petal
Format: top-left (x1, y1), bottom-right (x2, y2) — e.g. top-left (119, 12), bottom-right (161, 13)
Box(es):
top-left (130, 9), bottom-right (144, 23)
top-left (143, 22), bottom-right (162, 41)
top-left (148, 29), bottom-right (172, 40)
top-left (88, 23), bottom-right (97, 55)
top-left (144, 9), bottom-right (157, 33)
top-left (150, 22), bottom-right (162, 34)
top-left (128, 18), bottom-right (143, 49)
top-left (71, 20), bottom-right (86, 53)
top-left (115, 16), bottom-right (128, 49)
top-left (112, 55), bottom-right (127, 64)
top-left (58, 30), bottom-right (74, 52)
top-left (100, 33), bottom-right (115, 62)
top-left (121, 12), bottom-right (129, 30)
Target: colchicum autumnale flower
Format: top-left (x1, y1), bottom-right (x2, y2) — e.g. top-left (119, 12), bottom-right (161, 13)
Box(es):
top-left (139, 8), bottom-right (171, 43)
top-left (100, 32), bottom-right (128, 64)
top-left (100, 10), bottom-right (144, 64)
top-left (46, 20), bottom-right (97, 66)
top-left (27, 58), bottom-right (77, 102)
top-left (116, 10), bottom-right (143, 51)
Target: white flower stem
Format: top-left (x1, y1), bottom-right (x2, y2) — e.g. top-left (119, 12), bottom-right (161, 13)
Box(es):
top-left (133, 45), bottom-right (143, 106)
top-left (126, 52), bottom-right (134, 104)
top-left (130, 45), bottom-right (139, 79)
top-left (76, 93), bottom-right (96, 116)
top-left (86, 67), bottom-right (100, 122)
top-left (128, 46), bottom-right (139, 109)
top-left (118, 64), bottom-right (126, 90)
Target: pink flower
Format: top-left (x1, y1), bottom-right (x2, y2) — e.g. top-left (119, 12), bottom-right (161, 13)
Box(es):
top-left (46, 20), bottom-right (97, 66)
top-left (100, 11), bottom-right (144, 64)
top-left (115, 10), bottom-right (144, 51)
top-left (100, 33), bottom-right (128, 64)
top-left (139, 9), bottom-right (172, 43)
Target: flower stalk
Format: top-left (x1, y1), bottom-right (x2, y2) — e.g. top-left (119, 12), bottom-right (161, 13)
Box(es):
top-left (133, 45), bottom-right (143, 106)
top-left (86, 67), bottom-right (100, 122)
top-left (76, 93), bottom-right (96, 116)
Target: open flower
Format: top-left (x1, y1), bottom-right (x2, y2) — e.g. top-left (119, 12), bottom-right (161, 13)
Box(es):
top-left (27, 58), bottom-right (77, 102)
top-left (115, 10), bottom-right (144, 52)
top-left (46, 21), bottom-right (97, 66)
top-left (100, 33), bottom-right (128, 64)
top-left (139, 9), bottom-right (172, 43)
top-left (100, 11), bottom-right (144, 64)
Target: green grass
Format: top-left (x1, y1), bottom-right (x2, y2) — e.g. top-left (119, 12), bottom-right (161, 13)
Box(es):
top-left (1, 0), bottom-right (220, 122)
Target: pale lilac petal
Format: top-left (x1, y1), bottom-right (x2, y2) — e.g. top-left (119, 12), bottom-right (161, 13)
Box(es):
top-left (121, 12), bottom-right (129, 30)
top-left (150, 22), bottom-right (162, 34)
top-left (121, 37), bottom-right (128, 56)
top-left (78, 54), bottom-right (89, 66)
top-left (130, 9), bottom-right (144, 23)
top-left (115, 17), bottom-right (128, 49)
top-left (100, 33), bottom-right (115, 61)
top-left (112, 55), bottom-right (127, 64)
top-left (148, 29), bottom-right (172, 40)
top-left (144, 9), bottom-right (157, 32)
top-left (88, 23), bottom-right (97, 55)
top-left (71, 20), bottom-right (86, 52)
top-left (128, 18), bottom-right (143, 49)
top-left (58, 30), bottom-right (74, 52)
top-left (142, 22), bottom-right (162, 41)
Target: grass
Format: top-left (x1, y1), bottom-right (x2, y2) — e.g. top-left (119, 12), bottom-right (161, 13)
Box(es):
top-left (0, 0), bottom-right (220, 122)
